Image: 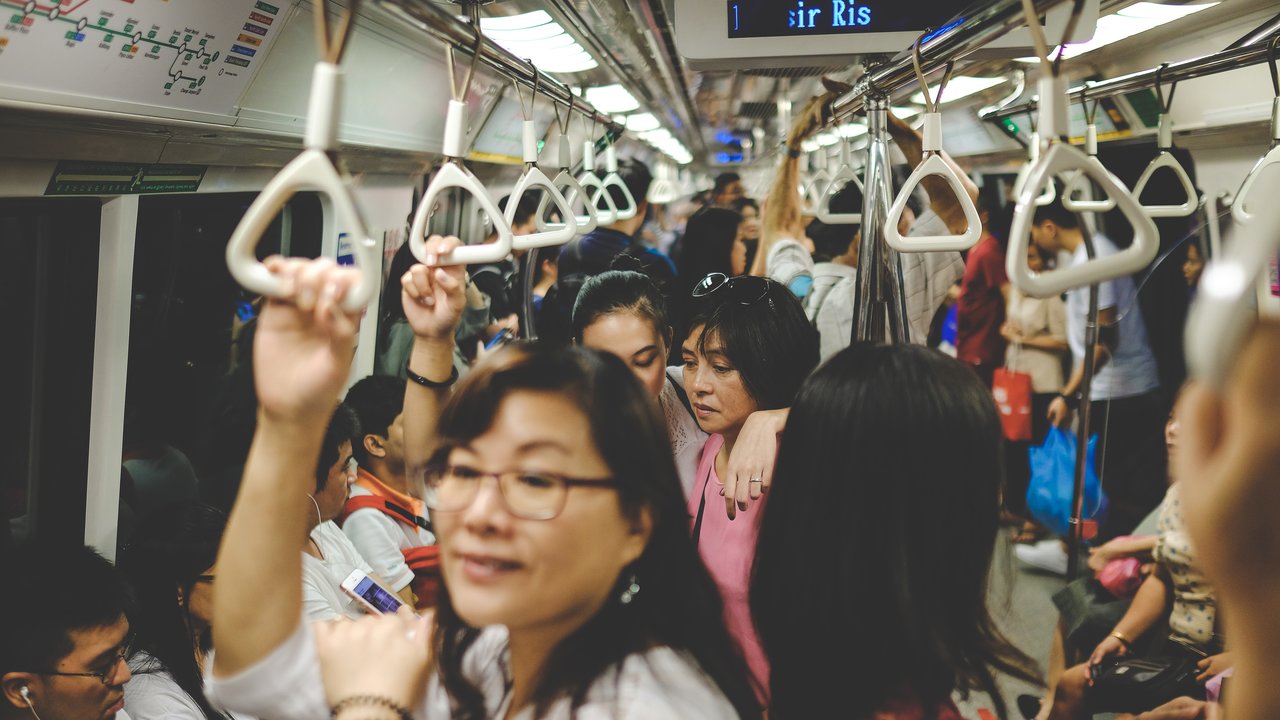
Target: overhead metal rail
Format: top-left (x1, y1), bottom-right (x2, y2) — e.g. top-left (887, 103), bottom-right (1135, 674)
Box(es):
top-left (827, 0), bottom-right (1075, 123)
top-left (983, 34), bottom-right (1280, 122)
top-left (374, 0), bottom-right (622, 136)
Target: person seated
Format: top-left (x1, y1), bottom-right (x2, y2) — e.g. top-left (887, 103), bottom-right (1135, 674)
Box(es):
top-left (0, 545), bottom-right (135, 720)
top-left (301, 403), bottom-right (383, 621)
top-left (339, 375), bottom-right (434, 608)
top-left (206, 248), bottom-right (760, 719)
top-left (117, 502), bottom-right (251, 719)
top-left (751, 343), bottom-right (1040, 718)
top-left (1044, 472), bottom-right (1230, 718)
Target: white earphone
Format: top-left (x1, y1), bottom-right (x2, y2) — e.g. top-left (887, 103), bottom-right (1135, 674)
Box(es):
top-left (20, 686), bottom-right (43, 720)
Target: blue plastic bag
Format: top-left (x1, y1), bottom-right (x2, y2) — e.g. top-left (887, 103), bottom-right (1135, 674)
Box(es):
top-left (1026, 427), bottom-right (1107, 539)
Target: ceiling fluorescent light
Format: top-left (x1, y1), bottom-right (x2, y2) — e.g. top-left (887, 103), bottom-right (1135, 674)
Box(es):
top-left (625, 113), bottom-right (662, 132)
top-left (585, 84), bottom-right (640, 113)
top-left (538, 53), bottom-right (598, 74)
top-left (484, 22), bottom-right (565, 43)
top-left (890, 106), bottom-right (922, 119)
top-left (836, 123), bottom-right (867, 138)
top-left (909, 76), bottom-right (1005, 105)
top-left (479, 10), bottom-right (553, 32)
top-left (1016, 2), bottom-right (1217, 62)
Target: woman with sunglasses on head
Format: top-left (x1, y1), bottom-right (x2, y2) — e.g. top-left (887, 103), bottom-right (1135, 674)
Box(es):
top-left (206, 240), bottom-right (760, 720)
top-left (751, 344), bottom-right (1040, 719)
top-left (681, 273), bottom-right (820, 704)
top-left (118, 502), bottom-right (249, 719)
top-left (572, 269), bottom-right (786, 500)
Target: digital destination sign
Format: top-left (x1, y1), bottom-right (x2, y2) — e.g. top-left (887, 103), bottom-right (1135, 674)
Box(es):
top-left (726, 0), bottom-right (968, 39)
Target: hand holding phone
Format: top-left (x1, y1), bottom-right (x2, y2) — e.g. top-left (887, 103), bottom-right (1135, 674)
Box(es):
top-left (341, 570), bottom-right (404, 615)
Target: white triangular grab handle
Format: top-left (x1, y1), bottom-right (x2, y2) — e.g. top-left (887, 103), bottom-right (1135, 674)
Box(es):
top-left (1232, 98), bottom-right (1280, 226)
top-left (410, 101), bottom-right (515, 266)
top-left (225, 62), bottom-right (380, 313)
top-left (1186, 173), bottom-right (1280, 389)
top-left (508, 121), bottom-right (579, 249)
top-left (593, 144), bottom-right (638, 221)
top-left (1063, 126), bottom-right (1119, 213)
top-left (1008, 142), bottom-right (1159, 298)
top-left (885, 113), bottom-right (979, 252)
top-left (579, 141), bottom-right (617, 226)
top-left (1013, 132), bottom-right (1057, 207)
top-left (537, 136), bottom-right (597, 235)
top-left (1133, 115), bottom-right (1198, 218)
top-left (816, 140), bottom-right (862, 225)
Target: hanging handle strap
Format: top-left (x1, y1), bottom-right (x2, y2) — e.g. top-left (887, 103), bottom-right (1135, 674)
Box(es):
top-left (1063, 86), bottom-right (1119, 213)
top-left (817, 136), bottom-right (863, 225)
top-left (885, 45), bottom-right (978, 252)
top-left (410, 32), bottom-right (515, 266)
top-left (506, 67), bottom-right (580, 249)
top-left (594, 134), bottom-right (638, 221)
top-left (1133, 64), bottom-right (1198, 218)
top-left (1008, 0), bottom-right (1157, 298)
top-left (578, 105), bottom-right (618, 225)
top-left (1187, 173), bottom-right (1280, 389)
top-left (537, 94), bottom-right (599, 234)
top-left (1233, 36), bottom-right (1280, 225)
top-left (225, 0), bottom-right (379, 313)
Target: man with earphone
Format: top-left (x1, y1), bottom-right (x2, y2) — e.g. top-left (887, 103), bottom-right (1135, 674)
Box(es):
top-left (0, 545), bottom-right (134, 720)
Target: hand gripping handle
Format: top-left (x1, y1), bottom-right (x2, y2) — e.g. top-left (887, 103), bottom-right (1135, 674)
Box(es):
top-left (510, 165), bottom-right (580, 249)
top-left (225, 63), bottom-right (379, 312)
top-left (1063, 126), bottom-right (1118, 213)
top-left (1133, 115), bottom-right (1198, 218)
top-left (1186, 175), bottom-right (1280, 389)
top-left (409, 162), bottom-right (515, 266)
top-left (1007, 143), bottom-right (1159, 298)
top-left (1233, 98), bottom-right (1280, 225)
top-left (596, 144), bottom-right (638, 221)
top-left (884, 113), bottom-right (979, 252)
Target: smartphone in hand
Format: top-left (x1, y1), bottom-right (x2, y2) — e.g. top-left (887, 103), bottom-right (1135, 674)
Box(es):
top-left (340, 570), bottom-right (404, 615)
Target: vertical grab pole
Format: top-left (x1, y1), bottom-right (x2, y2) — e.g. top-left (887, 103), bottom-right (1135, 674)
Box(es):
top-left (1068, 234), bottom-right (1100, 581)
top-left (852, 94), bottom-right (907, 344)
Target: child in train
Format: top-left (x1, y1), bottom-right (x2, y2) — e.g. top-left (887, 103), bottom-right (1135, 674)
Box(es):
top-left (205, 246), bottom-right (760, 719)
top-left (751, 343), bottom-right (1041, 719)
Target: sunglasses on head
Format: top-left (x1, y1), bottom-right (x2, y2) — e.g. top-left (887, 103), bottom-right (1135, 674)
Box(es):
top-left (691, 273), bottom-right (773, 308)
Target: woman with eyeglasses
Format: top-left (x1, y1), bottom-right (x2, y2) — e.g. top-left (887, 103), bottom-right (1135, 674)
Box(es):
top-left (118, 502), bottom-right (251, 719)
top-left (571, 269), bottom-right (786, 500)
top-left (206, 240), bottom-right (760, 720)
top-left (681, 273), bottom-right (820, 703)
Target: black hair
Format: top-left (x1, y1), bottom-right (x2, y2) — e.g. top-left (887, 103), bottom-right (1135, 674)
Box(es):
top-left (685, 277), bottom-right (819, 411)
top-left (1032, 197), bottom-right (1081, 230)
top-left (0, 544), bottom-right (134, 678)
top-left (600, 157), bottom-right (652, 213)
top-left (713, 172), bottom-right (742, 197)
top-left (731, 197), bottom-right (758, 214)
top-left (806, 181), bottom-right (863, 260)
top-left (316, 403), bottom-right (360, 493)
top-left (118, 503), bottom-right (228, 719)
top-left (572, 270), bottom-right (670, 343)
top-left (677, 207), bottom-right (743, 297)
top-left (380, 241), bottom-right (418, 327)
top-left (343, 376), bottom-right (405, 466)
top-left (498, 193), bottom-right (541, 229)
top-left (751, 344), bottom-right (1040, 718)
top-left (429, 344), bottom-right (761, 719)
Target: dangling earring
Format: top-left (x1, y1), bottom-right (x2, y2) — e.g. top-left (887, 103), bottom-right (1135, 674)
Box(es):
top-left (619, 573), bottom-right (640, 605)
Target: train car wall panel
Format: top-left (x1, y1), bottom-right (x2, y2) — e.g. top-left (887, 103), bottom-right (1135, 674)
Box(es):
top-left (0, 0), bottom-right (299, 124)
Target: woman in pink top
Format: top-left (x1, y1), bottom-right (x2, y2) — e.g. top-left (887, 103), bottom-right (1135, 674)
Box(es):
top-left (679, 273), bottom-right (819, 703)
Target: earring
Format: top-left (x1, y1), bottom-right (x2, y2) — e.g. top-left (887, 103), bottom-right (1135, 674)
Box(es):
top-left (619, 573), bottom-right (640, 605)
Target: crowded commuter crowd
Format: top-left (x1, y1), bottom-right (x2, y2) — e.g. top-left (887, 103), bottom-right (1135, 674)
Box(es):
top-left (4, 85), bottom-right (1278, 720)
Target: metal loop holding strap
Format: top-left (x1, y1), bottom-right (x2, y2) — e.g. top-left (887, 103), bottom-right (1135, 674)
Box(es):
top-left (537, 92), bottom-right (599, 235)
top-left (578, 92), bottom-right (617, 225)
top-left (224, 0), bottom-right (380, 312)
top-left (507, 61), bottom-right (580, 249)
top-left (594, 128), bottom-right (639, 221)
top-left (1233, 35), bottom-right (1280, 225)
top-left (1064, 83), bottom-right (1119, 213)
top-left (410, 19), bottom-right (515, 266)
top-left (1133, 63), bottom-right (1197, 217)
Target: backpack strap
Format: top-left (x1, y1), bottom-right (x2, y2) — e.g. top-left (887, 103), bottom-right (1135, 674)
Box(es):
top-left (339, 495), bottom-right (432, 533)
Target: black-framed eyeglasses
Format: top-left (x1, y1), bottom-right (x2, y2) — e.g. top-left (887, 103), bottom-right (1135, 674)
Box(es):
top-left (424, 464), bottom-right (619, 521)
top-left (36, 633), bottom-right (134, 686)
top-left (194, 575), bottom-right (215, 583)
top-left (691, 272), bottom-right (773, 308)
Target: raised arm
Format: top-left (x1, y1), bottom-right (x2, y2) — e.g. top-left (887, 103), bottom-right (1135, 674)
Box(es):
top-left (886, 112), bottom-right (979, 235)
top-left (213, 257), bottom-right (364, 676)
top-left (400, 236), bottom-right (468, 476)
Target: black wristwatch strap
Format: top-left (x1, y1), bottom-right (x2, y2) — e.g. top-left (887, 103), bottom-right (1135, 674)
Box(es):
top-left (406, 364), bottom-right (459, 389)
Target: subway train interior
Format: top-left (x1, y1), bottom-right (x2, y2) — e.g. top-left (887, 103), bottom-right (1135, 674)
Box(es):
top-left (4, 0), bottom-right (1280, 718)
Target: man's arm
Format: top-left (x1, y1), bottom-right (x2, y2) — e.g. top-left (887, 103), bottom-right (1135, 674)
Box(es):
top-left (1049, 306), bottom-right (1118, 426)
top-left (886, 112), bottom-right (979, 235)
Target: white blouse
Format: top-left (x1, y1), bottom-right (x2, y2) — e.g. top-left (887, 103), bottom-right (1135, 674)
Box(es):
top-left (205, 622), bottom-right (738, 720)
top-left (659, 368), bottom-right (707, 500)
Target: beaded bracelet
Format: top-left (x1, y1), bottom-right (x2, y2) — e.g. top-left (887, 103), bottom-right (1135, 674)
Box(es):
top-left (405, 364), bottom-right (458, 389)
top-left (330, 695), bottom-right (412, 720)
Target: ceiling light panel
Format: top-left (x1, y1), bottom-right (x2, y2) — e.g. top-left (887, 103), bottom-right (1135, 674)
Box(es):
top-left (479, 11), bottom-right (599, 75)
top-left (625, 113), bottom-right (662, 132)
top-left (584, 84), bottom-right (641, 113)
top-left (1016, 2), bottom-right (1217, 62)
top-left (909, 76), bottom-right (1006, 105)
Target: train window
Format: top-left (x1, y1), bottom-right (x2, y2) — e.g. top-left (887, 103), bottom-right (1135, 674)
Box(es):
top-left (1, 198), bottom-right (102, 551)
top-left (120, 192), bottom-right (322, 532)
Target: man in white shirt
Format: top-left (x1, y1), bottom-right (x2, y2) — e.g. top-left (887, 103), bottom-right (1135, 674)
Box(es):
top-left (301, 404), bottom-right (381, 621)
top-left (339, 376), bottom-right (434, 607)
top-left (0, 545), bottom-right (135, 720)
top-left (1030, 200), bottom-right (1166, 540)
